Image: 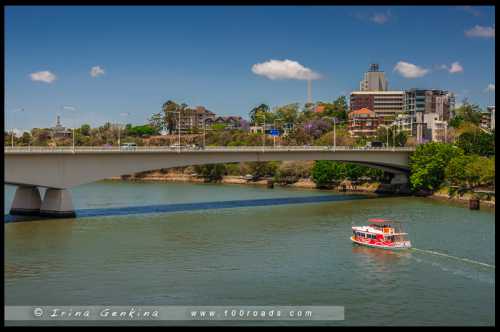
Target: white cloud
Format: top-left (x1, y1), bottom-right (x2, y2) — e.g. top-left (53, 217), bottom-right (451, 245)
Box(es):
top-left (90, 66), bottom-right (105, 77)
top-left (485, 84), bottom-right (495, 92)
top-left (439, 62), bottom-right (463, 73)
top-left (393, 61), bottom-right (429, 78)
top-left (252, 59), bottom-right (321, 80)
top-left (449, 61), bottom-right (464, 73)
top-left (370, 12), bottom-right (390, 24)
top-left (29, 70), bottom-right (56, 83)
top-left (458, 6), bottom-right (481, 17)
top-left (465, 25), bottom-right (495, 38)
top-left (62, 105), bottom-right (77, 111)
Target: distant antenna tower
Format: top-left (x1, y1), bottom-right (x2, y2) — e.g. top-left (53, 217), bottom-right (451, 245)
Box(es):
top-left (307, 79), bottom-right (312, 104)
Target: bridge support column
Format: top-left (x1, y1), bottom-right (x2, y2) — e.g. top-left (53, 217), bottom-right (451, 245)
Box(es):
top-left (10, 186), bottom-right (42, 216)
top-left (40, 188), bottom-right (76, 218)
top-left (390, 173), bottom-right (410, 194)
top-left (390, 173), bottom-right (408, 185)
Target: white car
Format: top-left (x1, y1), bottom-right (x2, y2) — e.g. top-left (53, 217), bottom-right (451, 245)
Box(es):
top-left (121, 143), bottom-right (137, 150)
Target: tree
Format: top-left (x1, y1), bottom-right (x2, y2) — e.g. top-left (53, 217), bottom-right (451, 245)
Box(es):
top-left (194, 164), bottom-right (226, 182)
top-left (445, 155), bottom-right (495, 195)
top-left (274, 161), bottom-right (313, 185)
top-left (453, 102), bottom-right (482, 125)
top-left (409, 142), bottom-right (464, 193)
top-left (245, 161), bottom-right (279, 179)
top-left (80, 124), bottom-right (91, 136)
top-left (274, 103), bottom-right (299, 126)
top-left (456, 131), bottom-right (494, 157)
top-left (249, 104), bottom-right (270, 125)
top-left (311, 160), bottom-right (337, 188)
top-left (161, 100), bottom-right (181, 134)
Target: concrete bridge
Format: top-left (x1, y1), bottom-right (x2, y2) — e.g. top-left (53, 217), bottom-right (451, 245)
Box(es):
top-left (5, 146), bottom-right (414, 218)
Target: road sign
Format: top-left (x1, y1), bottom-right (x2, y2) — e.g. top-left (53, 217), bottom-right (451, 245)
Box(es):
top-left (270, 129), bottom-right (280, 136)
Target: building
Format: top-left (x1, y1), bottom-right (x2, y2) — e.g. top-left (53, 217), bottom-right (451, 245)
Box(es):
top-left (487, 106), bottom-right (495, 131)
top-left (350, 91), bottom-right (405, 123)
top-left (51, 115), bottom-right (72, 138)
top-left (348, 108), bottom-right (383, 137)
top-left (359, 63), bottom-right (388, 91)
top-left (404, 89), bottom-right (455, 143)
top-left (176, 106), bottom-right (216, 133)
top-left (423, 113), bottom-right (448, 143)
top-left (213, 116), bottom-right (245, 130)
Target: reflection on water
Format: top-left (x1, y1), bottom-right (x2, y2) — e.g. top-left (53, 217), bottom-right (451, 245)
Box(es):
top-left (4, 181), bottom-right (495, 326)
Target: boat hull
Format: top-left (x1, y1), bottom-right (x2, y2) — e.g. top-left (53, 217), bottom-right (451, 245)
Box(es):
top-left (350, 236), bottom-right (411, 250)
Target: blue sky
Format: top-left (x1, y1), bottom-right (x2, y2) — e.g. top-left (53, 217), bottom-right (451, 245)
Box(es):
top-left (5, 5), bottom-right (495, 131)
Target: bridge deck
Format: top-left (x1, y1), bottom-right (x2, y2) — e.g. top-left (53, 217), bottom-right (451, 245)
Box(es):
top-left (5, 146), bottom-right (415, 154)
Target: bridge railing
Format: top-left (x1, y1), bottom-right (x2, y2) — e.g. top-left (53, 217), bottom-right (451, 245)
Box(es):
top-left (4, 146), bottom-right (415, 153)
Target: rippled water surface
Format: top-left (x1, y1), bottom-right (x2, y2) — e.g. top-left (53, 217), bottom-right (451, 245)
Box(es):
top-left (4, 181), bottom-right (495, 325)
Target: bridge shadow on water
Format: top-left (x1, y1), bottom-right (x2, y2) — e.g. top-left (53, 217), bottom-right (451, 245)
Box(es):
top-left (4, 194), bottom-right (387, 223)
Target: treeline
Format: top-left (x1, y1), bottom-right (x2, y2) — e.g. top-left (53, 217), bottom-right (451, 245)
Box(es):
top-left (190, 160), bottom-right (386, 188)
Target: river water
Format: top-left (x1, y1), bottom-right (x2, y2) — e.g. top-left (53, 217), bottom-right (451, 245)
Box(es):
top-left (4, 181), bottom-right (495, 325)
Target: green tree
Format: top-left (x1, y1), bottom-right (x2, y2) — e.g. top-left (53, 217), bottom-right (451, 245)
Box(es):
top-left (409, 142), bottom-right (464, 193)
top-left (80, 124), bottom-right (91, 136)
top-left (453, 102), bottom-right (482, 125)
top-left (274, 103), bottom-right (299, 127)
top-left (249, 104), bottom-right (270, 125)
top-left (245, 161), bottom-right (279, 179)
top-left (456, 131), bottom-right (495, 157)
top-left (445, 155), bottom-right (495, 195)
top-left (193, 164), bottom-right (226, 182)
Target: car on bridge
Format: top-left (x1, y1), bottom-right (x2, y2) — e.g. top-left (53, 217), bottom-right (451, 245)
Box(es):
top-left (121, 142), bottom-right (137, 150)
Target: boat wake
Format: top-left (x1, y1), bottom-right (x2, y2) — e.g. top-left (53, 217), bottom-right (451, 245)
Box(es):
top-left (410, 247), bottom-right (495, 269)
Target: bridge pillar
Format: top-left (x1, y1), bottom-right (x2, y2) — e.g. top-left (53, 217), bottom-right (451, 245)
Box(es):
top-left (10, 186), bottom-right (42, 216)
top-left (390, 173), bottom-right (408, 185)
top-left (40, 188), bottom-right (76, 218)
top-left (390, 173), bottom-right (410, 194)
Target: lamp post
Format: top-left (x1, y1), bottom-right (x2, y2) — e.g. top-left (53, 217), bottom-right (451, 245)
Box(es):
top-left (203, 116), bottom-right (212, 149)
top-left (62, 105), bottom-right (78, 152)
top-left (167, 110), bottom-right (181, 152)
top-left (392, 124), bottom-right (396, 151)
top-left (333, 117), bottom-right (336, 151)
top-left (118, 112), bottom-right (130, 148)
top-left (10, 108), bottom-right (24, 148)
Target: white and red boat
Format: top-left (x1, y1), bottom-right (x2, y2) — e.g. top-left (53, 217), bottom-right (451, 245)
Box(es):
top-left (351, 218), bottom-right (411, 250)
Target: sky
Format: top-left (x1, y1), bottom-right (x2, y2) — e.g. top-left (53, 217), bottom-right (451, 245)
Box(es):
top-left (5, 5), bottom-right (496, 131)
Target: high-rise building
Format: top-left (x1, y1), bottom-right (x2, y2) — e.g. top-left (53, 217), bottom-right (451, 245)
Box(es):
top-left (349, 91), bottom-right (405, 122)
top-left (404, 89), bottom-right (455, 143)
top-left (359, 63), bottom-right (388, 92)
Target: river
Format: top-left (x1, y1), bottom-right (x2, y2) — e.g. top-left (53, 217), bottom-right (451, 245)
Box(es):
top-left (4, 181), bottom-right (495, 326)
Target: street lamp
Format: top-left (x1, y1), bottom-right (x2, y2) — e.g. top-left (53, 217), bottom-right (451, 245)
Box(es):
top-left (333, 117), bottom-right (336, 151)
top-left (203, 116), bottom-right (212, 149)
top-left (379, 124), bottom-right (389, 148)
top-left (62, 105), bottom-right (78, 152)
top-left (167, 110), bottom-right (181, 153)
top-left (10, 108), bottom-right (24, 148)
top-left (118, 112), bottom-right (130, 147)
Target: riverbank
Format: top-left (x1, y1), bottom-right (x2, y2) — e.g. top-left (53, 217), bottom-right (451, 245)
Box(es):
top-left (430, 187), bottom-right (495, 208)
top-left (107, 170), bottom-right (495, 208)
top-left (107, 170), bottom-right (404, 195)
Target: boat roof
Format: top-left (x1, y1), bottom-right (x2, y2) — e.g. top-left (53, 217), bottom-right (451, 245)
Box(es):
top-left (368, 218), bottom-right (392, 223)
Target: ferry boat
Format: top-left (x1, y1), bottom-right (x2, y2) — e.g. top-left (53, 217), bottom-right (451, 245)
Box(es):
top-left (351, 218), bottom-right (412, 250)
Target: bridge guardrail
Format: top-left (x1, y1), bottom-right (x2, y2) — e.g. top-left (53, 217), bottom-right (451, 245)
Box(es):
top-left (4, 146), bottom-right (415, 153)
